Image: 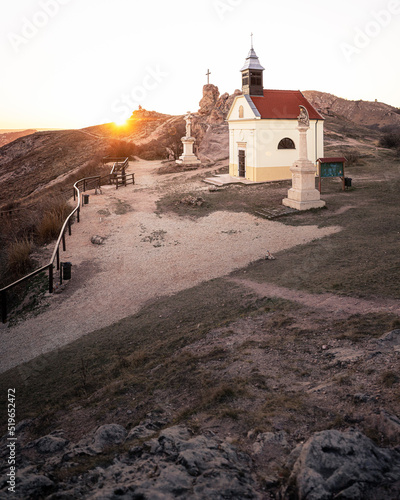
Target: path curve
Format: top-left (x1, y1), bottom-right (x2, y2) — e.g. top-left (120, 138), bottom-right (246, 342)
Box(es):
top-left (229, 278), bottom-right (400, 316)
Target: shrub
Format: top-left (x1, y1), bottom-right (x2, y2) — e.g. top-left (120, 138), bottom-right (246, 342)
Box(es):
top-left (7, 237), bottom-right (33, 275)
top-left (107, 140), bottom-right (136, 158)
top-left (379, 132), bottom-right (400, 149)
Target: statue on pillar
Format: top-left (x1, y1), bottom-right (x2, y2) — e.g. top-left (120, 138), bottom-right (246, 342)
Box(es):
top-left (176, 111), bottom-right (201, 166)
top-left (282, 105), bottom-right (325, 211)
top-left (184, 111), bottom-right (193, 138)
top-left (298, 105), bottom-right (310, 127)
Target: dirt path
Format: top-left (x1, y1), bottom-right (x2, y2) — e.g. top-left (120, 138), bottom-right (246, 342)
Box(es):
top-left (229, 278), bottom-right (400, 317)
top-left (0, 160), bottom-right (341, 373)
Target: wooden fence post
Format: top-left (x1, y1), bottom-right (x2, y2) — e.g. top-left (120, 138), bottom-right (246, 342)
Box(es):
top-left (1, 290), bottom-right (7, 324)
top-left (49, 265), bottom-right (54, 293)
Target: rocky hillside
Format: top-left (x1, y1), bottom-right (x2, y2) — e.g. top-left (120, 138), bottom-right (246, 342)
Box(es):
top-left (0, 130), bottom-right (109, 206)
top-left (303, 90), bottom-right (400, 130)
top-left (0, 129), bottom-right (37, 148)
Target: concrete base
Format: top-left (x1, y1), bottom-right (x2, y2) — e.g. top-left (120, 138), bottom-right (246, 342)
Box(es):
top-left (176, 157), bottom-right (201, 165)
top-left (282, 157), bottom-right (325, 211)
top-left (176, 136), bottom-right (201, 165)
top-left (282, 197), bottom-right (325, 210)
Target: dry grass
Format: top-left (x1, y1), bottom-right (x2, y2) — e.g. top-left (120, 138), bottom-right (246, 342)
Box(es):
top-left (7, 237), bottom-right (33, 275)
top-left (36, 199), bottom-right (73, 244)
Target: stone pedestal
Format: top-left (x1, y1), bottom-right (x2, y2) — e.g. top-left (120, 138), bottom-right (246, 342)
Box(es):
top-left (176, 137), bottom-right (201, 165)
top-left (176, 111), bottom-right (201, 166)
top-left (282, 117), bottom-right (325, 211)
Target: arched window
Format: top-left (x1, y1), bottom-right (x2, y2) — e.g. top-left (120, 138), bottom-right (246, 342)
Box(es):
top-left (278, 138), bottom-right (295, 149)
top-left (239, 105), bottom-right (244, 118)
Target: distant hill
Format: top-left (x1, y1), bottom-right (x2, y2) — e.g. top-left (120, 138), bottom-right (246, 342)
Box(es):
top-left (303, 91), bottom-right (400, 130)
top-left (0, 129), bottom-right (37, 148)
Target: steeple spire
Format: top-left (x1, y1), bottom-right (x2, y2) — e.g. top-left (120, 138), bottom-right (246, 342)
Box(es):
top-left (240, 37), bottom-right (265, 96)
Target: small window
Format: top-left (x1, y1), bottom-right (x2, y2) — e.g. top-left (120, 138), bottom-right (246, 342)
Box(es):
top-left (278, 138), bottom-right (295, 149)
top-left (239, 105), bottom-right (244, 118)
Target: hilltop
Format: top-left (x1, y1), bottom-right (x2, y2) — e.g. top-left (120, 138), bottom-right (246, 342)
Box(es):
top-left (303, 90), bottom-right (400, 130)
top-left (0, 129), bottom-right (37, 148)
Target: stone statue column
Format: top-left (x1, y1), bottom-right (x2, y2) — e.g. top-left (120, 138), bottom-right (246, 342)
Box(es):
top-left (176, 111), bottom-right (201, 166)
top-left (184, 111), bottom-right (193, 138)
top-left (282, 106), bottom-right (325, 210)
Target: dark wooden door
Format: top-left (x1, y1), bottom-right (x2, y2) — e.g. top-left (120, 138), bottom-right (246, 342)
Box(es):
top-left (238, 150), bottom-right (246, 177)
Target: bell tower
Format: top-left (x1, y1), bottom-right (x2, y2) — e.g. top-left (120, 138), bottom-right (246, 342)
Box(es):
top-left (241, 35), bottom-right (265, 96)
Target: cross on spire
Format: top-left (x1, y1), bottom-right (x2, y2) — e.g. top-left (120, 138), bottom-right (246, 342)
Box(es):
top-left (206, 69), bottom-right (211, 84)
top-left (251, 32), bottom-right (254, 48)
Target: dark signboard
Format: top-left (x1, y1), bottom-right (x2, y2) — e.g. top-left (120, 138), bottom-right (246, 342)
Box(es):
top-left (320, 162), bottom-right (344, 178)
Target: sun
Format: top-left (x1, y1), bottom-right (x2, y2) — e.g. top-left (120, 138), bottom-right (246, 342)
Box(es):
top-left (114, 118), bottom-right (128, 127)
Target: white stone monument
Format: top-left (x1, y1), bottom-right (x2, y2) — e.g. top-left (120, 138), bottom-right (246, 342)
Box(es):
top-left (176, 112), bottom-right (201, 165)
top-left (282, 106), bottom-right (325, 210)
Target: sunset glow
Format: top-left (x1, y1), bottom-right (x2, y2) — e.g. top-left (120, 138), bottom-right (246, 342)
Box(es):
top-left (1, 0), bottom-right (400, 130)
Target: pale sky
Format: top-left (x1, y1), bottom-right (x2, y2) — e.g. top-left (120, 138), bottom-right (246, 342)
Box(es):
top-left (1, 0), bottom-right (399, 129)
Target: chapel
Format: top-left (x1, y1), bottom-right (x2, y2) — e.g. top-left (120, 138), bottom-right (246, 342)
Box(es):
top-left (227, 43), bottom-right (324, 182)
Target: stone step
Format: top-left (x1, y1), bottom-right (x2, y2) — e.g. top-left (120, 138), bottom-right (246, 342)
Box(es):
top-left (254, 207), bottom-right (298, 220)
top-left (203, 178), bottom-right (224, 186)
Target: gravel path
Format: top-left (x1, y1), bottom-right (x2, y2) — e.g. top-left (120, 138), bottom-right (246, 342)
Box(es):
top-left (0, 160), bottom-right (340, 373)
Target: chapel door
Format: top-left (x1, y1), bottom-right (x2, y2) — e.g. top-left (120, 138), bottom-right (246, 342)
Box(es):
top-left (238, 150), bottom-right (246, 177)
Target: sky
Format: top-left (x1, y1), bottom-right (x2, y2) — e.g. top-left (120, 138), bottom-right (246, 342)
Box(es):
top-left (1, 0), bottom-right (400, 129)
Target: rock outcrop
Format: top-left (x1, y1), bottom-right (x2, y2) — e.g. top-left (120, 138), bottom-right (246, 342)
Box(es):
top-left (198, 84), bottom-right (220, 116)
top-left (198, 85), bottom-right (241, 124)
top-left (2, 413), bottom-right (400, 499)
top-left (0, 423), bottom-right (261, 499)
top-left (195, 85), bottom-right (242, 161)
top-left (282, 429), bottom-right (400, 500)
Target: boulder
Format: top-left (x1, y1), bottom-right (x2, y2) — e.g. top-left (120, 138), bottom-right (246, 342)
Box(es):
top-left (30, 434), bottom-right (69, 454)
top-left (13, 474), bottom-right (54, 499)
top-left (92, 424), bottom-right (127, 453)
top-left (283, 429), bottom-right (400, 500)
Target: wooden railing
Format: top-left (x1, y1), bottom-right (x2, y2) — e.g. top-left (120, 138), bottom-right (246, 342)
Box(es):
top-left (1, 180), bottom-right (81, 323)
top-left (110, 157), bottom-right (129, 176)
top-left (1, 164), bottom-right (134, 323)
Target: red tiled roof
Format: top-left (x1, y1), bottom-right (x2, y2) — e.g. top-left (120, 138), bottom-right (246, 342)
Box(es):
top-left (250, 90), bottom-right (324, 120)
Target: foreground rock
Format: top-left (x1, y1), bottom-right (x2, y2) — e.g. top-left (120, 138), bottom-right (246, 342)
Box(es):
top-left (282, 429), bottom-right (400, 500)
top-left (2, 416), bottom-right (400, 499)
top-left (0, 425), bottom-right (261, 499)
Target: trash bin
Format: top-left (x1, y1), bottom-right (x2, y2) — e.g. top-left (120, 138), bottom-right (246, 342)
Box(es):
top-left (83, 194), bottom-right (90, 205)
top-left (62, 262), bottom-right (72, 280)
top-left (344, 177), bottom-right (352, 188)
